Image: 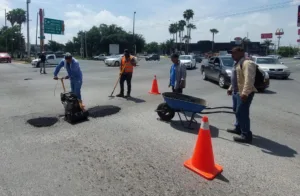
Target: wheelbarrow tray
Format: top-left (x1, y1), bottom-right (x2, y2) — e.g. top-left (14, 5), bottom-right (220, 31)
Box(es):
top-left (162, 92), bottom-right (207, 113)
top-left (156, 92), bottom-right (208, 129)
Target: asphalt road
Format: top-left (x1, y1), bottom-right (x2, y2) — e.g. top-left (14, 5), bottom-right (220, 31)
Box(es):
top-left (0, 57), bottom-right (299, 196)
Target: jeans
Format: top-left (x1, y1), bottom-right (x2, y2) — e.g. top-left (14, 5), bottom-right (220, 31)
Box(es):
top-left (172, 86), bottom-right (183, 93)
top-left (70, 79), bottom-right (82, 100)
top-left (120, 73), bottom-right (132, 95)
top-left (232, 92), bottom-right (254, 137)
top-left (40, 62), bottom-right (46, 73)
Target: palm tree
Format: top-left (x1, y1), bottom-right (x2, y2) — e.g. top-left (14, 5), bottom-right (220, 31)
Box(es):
top-left (183, 9), bottom-right (194, 53)
top-left (6, 11), bottom-right (17, 26)
top-left (168, 23), bottom-right (177, 41)
top-left (210, 28), bottom-right (219, 52)
top-left (186, 23), bottom-right (196, 42)
top-left (178, 20), bottom-right (186, 51)
top-left (263, 39), bottom-right (273, 55)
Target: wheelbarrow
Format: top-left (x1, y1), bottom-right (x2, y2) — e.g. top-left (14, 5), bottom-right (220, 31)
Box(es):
top-left (155, 92), bottom-right (233, 129)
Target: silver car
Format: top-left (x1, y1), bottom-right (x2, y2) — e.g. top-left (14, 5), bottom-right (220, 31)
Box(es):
top-left (104, 55), bottom-right (123, 66)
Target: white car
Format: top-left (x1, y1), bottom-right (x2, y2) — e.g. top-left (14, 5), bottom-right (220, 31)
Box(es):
top-left (179, 55), bottom-right (196, 69)
top-left (251, 56), bottom-right (290, 79)
top-left (31, 54), bottom-right (63, 68)
top-left (104, 55), bottom-right (123, 66)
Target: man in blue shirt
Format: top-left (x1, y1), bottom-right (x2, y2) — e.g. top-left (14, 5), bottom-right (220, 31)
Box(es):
top-left (53, 53), bottom-right (85, 109)
top-left (169, 53), bottom-right (186, 93)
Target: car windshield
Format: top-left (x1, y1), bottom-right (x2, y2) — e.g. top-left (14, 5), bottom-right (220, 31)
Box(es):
top-left (256, 58), bottom-right (278, 64)
top-left (179, 56), bottom-right (191, 60)
top-left (220, 57), bottom-right (234, 67)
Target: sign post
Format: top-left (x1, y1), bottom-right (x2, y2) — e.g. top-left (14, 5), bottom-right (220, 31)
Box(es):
top-left (297, 5), bottom-right (300, 27)
top-left (275, 28), bottom-right (284, 53)
top-left (44, 18), bottom-right (65, 35)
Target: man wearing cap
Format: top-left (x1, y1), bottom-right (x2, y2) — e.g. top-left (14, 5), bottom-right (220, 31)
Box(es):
top-left (116, 49), bottom-right (137, 98)
top-left (53, 52), bottom-right (85, 109)
top-left (39, 51), bottom-right (46, 74)
top-left (169, 53), bottom-right (186, 93)
top-left (227, 46), bottom-right (257, 143)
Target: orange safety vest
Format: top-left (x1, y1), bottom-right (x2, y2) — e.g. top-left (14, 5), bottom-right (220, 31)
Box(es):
top-left (121, 55), bottom-right (135, 73)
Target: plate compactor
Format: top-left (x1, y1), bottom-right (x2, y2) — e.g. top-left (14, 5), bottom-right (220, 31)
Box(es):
top-left (59, 78), bottom-right (89, 123)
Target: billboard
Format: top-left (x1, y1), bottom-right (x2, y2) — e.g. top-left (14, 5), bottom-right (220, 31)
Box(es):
top-left (298, 29), bottom-right (300, 35)
top-left (275, 28), bottom-right (284, 36)
top-left (261, 33), bottom-right (272, 39)
top-left (297, 39), bottom-right (300, 43)
top-left (298, 5), bottom-right (300, 27)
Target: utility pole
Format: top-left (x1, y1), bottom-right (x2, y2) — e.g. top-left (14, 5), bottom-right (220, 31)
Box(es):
top-left (35, 12), bottom-right (38, 58)
top-left (133, 11), bottom-right (136, 55)
top-left (85, 31), bottom-right (87, 58)
top-left (80, 32), bottom-right (83, 58)
top-left (26, 0), bottom-right (31, 59)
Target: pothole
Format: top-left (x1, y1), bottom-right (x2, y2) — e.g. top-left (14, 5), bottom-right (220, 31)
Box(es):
top-left (27, 117), bottom-right (59, 127)
top-left (87, 105), bottom-right (121, 118)
top-left (24, 78), bottom-right (32, 80)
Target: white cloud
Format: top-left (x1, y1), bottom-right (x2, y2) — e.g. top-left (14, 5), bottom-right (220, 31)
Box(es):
top-left (2, 0), bottom-right (300, 47)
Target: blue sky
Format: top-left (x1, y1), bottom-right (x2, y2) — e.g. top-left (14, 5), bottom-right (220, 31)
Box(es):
top-left (1, 0), bottom-right (300, 46)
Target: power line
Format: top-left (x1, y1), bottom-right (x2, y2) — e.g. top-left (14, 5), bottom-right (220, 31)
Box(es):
top-left (136, 0), bottom-right (296, 30)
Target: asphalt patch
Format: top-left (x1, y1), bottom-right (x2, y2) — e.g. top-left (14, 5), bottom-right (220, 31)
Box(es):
top-left (87, 105), bottom-right (121, 118)
top-left (24, 78), bottom-right (32, 80)
top-left (27, 117), bottom-right (59, 127)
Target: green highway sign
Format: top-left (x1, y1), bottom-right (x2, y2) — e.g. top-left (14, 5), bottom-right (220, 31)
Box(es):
top-left (44, 18), bottom-right (65, 35)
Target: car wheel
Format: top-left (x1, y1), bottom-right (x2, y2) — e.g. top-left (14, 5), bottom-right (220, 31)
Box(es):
top-left (282, 76), bottom-right (288, 80)
top-left (114, 61), bottom-right (120, 67)
top-left (202, 70), bottom-right (207, 80)
top-left (219, 75), bottom-right (226, 88)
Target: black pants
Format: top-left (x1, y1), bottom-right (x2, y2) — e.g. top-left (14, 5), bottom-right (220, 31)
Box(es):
top-left (120, 73), bottom-right (132, 95)
top-left (172, 87), bottom-right (183, 93)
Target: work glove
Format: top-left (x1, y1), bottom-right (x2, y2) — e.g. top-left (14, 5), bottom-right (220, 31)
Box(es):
top-left (53, 76), bottom-right (58, 80)
top-left (64, 76), bottom-right (70, 79)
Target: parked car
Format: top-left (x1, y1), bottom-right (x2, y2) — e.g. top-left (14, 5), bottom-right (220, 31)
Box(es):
top-left (179, 55), bottom-right (196, 69)
top-left (145, 54), bottom-right (160, 61)
top-left (0, 52), bottom-right (11, 63)
top-left (201, 56), bottom-right (270, 91)
top-left (251, 56), bottom-right (290, 79)
top-left (104, 55), bottom-right (123, 66)
top-left (31, 54), bottom-right (63, 68)
top-left (93, 54), bottom-right (108, 61)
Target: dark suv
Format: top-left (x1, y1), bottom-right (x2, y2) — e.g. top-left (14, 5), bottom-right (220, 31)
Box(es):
top-left (145, 54), bottom-right (160, 61)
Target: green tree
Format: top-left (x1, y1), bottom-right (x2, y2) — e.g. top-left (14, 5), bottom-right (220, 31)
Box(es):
top-left (178, 20), bottom-right (186, 51)
top-left (168, 23), bottom-right (177, 40)
top-left (48, 40), bottom-right (65, 52)
top-left (262, 39), bottom-right (273, 55)
top-left (277, 46), bottom-right (297, 57)
top-left (0, 25), bottom-right (25, 56)
top-left (183, 9), bottom-right (194, 53)
top-left (210, 28), bottom-right (219, 52)
top-left (145, 42), bottom-right (159, 53)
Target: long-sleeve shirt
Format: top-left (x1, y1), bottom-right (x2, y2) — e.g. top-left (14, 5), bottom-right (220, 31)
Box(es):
top-left (54, 58), bottom-right (82, 81)
top-left (169, 62), bottom-right (186, 89)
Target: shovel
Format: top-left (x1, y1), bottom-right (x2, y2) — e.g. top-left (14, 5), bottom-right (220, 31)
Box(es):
top-left (109, 65), bottom-right (126, 98)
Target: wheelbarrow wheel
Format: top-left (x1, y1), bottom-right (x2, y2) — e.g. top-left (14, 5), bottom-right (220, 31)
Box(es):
top-left (156, 103), bottom-right (175, 121)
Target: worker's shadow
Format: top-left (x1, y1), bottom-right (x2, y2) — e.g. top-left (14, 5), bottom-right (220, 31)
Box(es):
top-left (125, 96), bottom-right (146, 103)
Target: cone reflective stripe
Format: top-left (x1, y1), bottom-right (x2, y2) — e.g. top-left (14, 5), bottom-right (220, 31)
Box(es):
top-left (149, 75), bottom-right (161, 95)
top-left (184, 116), bottom-right (223, 180)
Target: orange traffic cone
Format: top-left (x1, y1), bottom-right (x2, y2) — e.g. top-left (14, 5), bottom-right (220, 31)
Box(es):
top-left (184, 116), bottom-right (223, 180)
top-left (149, 75), bottom-right (161, 95)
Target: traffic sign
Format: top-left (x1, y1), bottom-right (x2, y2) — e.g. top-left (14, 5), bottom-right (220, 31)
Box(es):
top-left (44, 18), bottom-right (65, 35)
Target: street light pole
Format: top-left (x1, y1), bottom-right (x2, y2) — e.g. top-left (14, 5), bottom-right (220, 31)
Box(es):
top-left (133, 11), bottom-right (136, 55)
top-left (5, 9), bottom-right (8, 52)
top-left (26, 0), bottom-right (31, 58)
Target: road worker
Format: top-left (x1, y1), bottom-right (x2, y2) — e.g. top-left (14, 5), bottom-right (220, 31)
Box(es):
top-left (116, 49), bottom-right (137, 98)
top-left (53, 52), bottom-right (85, 110)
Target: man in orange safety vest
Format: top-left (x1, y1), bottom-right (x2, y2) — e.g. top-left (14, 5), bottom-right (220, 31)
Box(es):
top-left (116, 49), bottom-right (137, 98)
